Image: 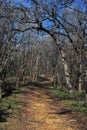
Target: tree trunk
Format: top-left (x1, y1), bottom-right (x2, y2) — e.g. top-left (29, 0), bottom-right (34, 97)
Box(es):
top-left (0, 87), bottom-right (2, 100)
top-left (78, 52), bottom-right (82, 93)
top-left (85, 94), bottom-right (87, 104)
top-left (60, 49), bottom-right (73, 93)
top-left (32, 56), bottom-right (39, 81)
top-left (78, 71), bottom-right (82, 93)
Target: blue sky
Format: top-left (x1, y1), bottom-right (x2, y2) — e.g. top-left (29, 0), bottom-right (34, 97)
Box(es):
top-left (11, 0), bottom-right (86, 12)
top-left (73, 0), bottom-right (86, 12)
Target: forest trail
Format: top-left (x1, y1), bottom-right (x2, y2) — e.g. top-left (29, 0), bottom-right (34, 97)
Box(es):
top-left (4, 77), bottom-right (86, 130)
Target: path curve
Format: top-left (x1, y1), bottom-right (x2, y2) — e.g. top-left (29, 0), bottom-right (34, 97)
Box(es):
top-left (7, 85), bottom-right (80, 130)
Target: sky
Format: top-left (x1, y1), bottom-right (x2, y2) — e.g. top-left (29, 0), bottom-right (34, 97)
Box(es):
top-left (6, 0), bottom-right (86, 12)
top-left (4, 0), bottom-right (86, 42)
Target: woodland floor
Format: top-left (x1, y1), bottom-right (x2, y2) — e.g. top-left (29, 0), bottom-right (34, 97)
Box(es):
top-left (0, 80), bottom-right (87, 130)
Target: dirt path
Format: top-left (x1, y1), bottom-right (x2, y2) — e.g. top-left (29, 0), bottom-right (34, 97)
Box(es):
top-left (4, 84), bottom-right (83, 130)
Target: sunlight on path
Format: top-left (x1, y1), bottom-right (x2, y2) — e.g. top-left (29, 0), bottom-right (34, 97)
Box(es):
top-left (7, 87), bottom-right (78, 130)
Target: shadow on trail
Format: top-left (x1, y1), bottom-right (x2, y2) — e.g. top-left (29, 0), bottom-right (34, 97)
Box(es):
top-left (0, 76), bottom-right (86, 130)
top-left (0, 110), bottom-right (9, 122)
top-left (0, 89), bottom-right (23, 123)
top-left (26, 78), bottom-right (74, 117)
top-left (27, 75), bottom-right (53, 90)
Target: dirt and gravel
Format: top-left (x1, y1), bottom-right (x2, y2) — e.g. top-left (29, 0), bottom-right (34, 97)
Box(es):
top-left (4, 81), bottom-right (86, 130)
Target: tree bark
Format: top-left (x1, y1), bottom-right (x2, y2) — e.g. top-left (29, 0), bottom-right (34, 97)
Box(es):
top-left (60, 49), bottom-right (73, 93)
top-left (78, 52), bottom-right (82, 93)
top-left (0, 87), bottom-right (2, 100)
top-left (32, 56), bottom-right (39, 81)
top-left (85, 94), bottom-right (87, 104)
top-left (78, 65), bottom-right (82, 93)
